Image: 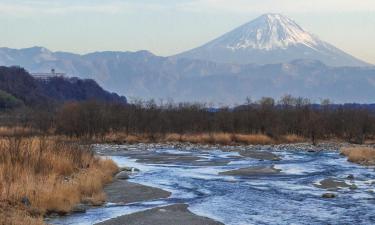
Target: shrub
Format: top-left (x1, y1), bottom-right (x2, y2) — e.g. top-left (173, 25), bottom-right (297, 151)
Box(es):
top-left (281, 134), bottom-right (306, 143)
top-left (341, 147), bottom-right (375, 165)
top-left (233, 134), bottom-right (274, 145)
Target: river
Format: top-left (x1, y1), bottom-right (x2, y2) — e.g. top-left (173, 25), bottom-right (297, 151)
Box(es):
top-left (49, 144), bottom-right (375, 225)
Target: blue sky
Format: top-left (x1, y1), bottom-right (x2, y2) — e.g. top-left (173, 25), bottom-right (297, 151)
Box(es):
top-left (1, 0), bottom-right (375, 64)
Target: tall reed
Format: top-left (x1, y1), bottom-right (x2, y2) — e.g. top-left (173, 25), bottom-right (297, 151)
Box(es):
top-left (0, 137), bottom-right (118, 224)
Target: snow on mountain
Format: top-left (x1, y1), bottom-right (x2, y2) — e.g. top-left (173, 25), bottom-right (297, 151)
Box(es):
top-left (174, 13), bottom-right (370, 67)
top-left (218, 14), bottom-right (318, 51)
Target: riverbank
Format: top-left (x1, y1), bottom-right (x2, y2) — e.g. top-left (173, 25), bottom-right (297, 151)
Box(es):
top-left (0, 137), bottom-right (118, 225)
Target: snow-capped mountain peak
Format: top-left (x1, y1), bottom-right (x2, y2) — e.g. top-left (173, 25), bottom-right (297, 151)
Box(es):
top-left (216, 13), bottom-right (318, 51)
top-left (174, 13), bottom-right (370, 67)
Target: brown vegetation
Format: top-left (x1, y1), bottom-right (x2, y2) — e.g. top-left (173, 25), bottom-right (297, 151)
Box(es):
top-left (281, 134), bottom-right (307, 144)
top-left (101, 132), bottom-right (298, 145)
top-left (232, 134), bottom-right (274, 145)
top-left (0, 126), bottom-right (36, 137)
top-left (341, 147), bottom-right (375, 165)
top-left (0, 137), bottom-right (118, 225)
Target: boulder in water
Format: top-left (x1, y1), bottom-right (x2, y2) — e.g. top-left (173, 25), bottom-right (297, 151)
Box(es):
top-left (116, 171), bottom-right (130, 180)
top-left (119, 167), bottom-right (140, 173)
top-left (322, 193), bottom-right (337, 198)
top-left (314, 178), bottom-right (356, 190)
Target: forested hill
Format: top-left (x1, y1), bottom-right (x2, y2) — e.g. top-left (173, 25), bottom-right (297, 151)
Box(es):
top-left (0, 66), bottom-right (126, 109)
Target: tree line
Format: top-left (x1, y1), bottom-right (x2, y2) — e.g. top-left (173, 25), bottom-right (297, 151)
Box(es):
top-left (1, 95), bottom-right (375, 144)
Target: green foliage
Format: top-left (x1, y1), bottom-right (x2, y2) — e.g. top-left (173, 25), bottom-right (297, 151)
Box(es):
top-left (0, 89), bottom-right (24, 109)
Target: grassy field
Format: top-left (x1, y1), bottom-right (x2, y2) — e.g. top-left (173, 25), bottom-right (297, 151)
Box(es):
top-left (0, 136), bottom-right (118, 225)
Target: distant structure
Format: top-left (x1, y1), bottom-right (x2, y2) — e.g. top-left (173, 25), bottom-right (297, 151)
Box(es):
top-left (31, 69), bottom-right (66, 82)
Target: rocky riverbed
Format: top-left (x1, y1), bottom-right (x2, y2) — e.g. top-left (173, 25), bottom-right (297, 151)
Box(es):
top-left (48, 143), bottom-right (375, 225)
top-left (93, 141), bottom-right (369, 155)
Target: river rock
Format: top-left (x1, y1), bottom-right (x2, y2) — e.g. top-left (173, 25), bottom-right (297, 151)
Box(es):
top-left (347, 174), bottom-right (355, 179)
top-left (314, 178), bottom-right (356, 190)
top-left (21, 196), bottom-right (31, 207)
top-left (119, 167), bottom-right (140, 173)
top-left (239, 150), bottom-right (281, 161)
top-left (219, 165), bottom-right (281, 176)
top-left (322, 193), bottom-right (337, 198)
top-left (115, 171), bottom-right (130, 180)
top-left (71, 204), bottom-right (87, 213)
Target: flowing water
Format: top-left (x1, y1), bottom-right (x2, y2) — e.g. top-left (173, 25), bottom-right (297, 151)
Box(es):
top-left (49, 145), bottom-right (375, 225)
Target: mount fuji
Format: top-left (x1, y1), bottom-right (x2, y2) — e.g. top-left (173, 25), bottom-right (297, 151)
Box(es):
top-left (174, 13), bottom-right (370, 67)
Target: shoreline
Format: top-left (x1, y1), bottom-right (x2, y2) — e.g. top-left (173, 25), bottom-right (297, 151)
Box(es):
top-left (94, 140), bottom-right (369, 154)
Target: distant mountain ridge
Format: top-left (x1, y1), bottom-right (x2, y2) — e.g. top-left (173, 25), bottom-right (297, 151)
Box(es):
top-left (174, 14), bottom-right (370, 67)
top-left (0, 46), bottom-right (375, 104)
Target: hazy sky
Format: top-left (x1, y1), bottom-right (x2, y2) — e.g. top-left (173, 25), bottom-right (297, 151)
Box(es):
top-left (1, 0), bottom-right (375, 64)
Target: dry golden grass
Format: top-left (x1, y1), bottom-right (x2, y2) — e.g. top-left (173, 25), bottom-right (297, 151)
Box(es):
top-left (103, 132), bottom-right (127, 143)
top-left (281, 134), bottom-right (306, 143)
top-left (125, 135), bottom-right (144, 144)
top-left (0, 201), bottom-right (44, 225)
top-left (210, 133), bottom-right (232, 145)
top-left (101, 132), bottom-right (308, 145)
top-left (103, 132), bottom-right (153, 144)
top-left (181, 133), bottom-right (212, 144)
top-left (0, 126), bottom-right (35, 137)
top-left (166, 133), bottom-right (273, 145)
top-left (341, 147), bottom-right (375, 165)
top-left (233, 134), bottom-right (274, 145)
top-left (0, 137), bottom-right (118, 224)
top-left (164, 133), bottom-right (182, 142)
top-left (175, 133), bottom-right (231, 145)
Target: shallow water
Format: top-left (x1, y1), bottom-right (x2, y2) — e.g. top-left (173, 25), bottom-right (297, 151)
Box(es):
top-left (49, 146), bottom-right (375, 225)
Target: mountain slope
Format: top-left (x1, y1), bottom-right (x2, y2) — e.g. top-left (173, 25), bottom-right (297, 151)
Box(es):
top-left (174, 13), bottom-right (370, 67)
top-left (0, 66), bottom-right (126, 108)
